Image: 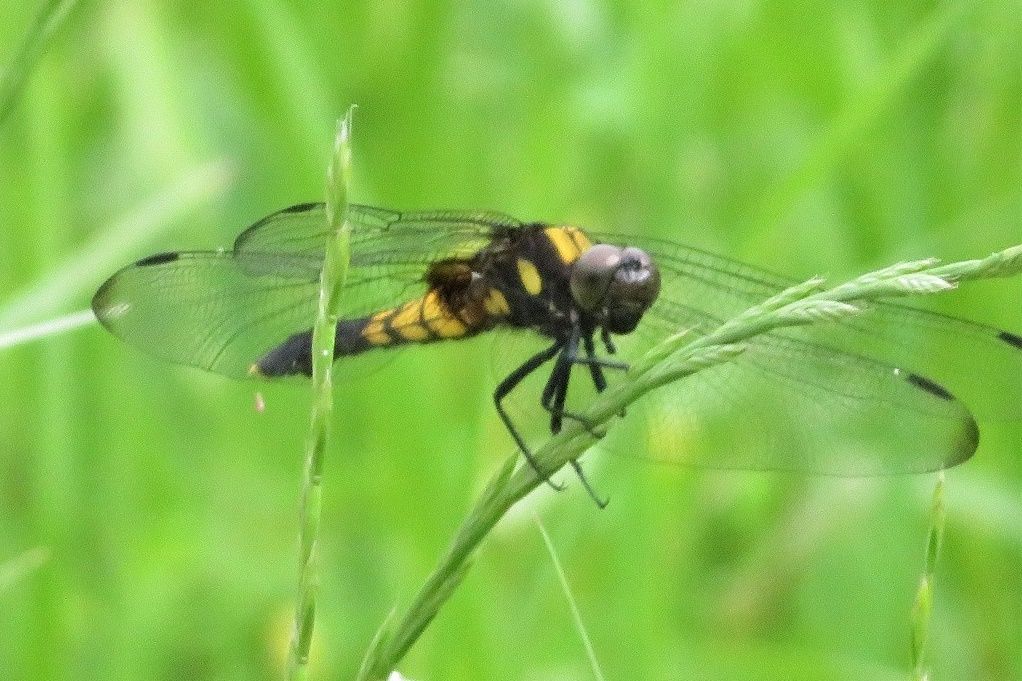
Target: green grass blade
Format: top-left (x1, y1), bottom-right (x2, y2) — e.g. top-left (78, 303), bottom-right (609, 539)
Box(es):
top-left (756, 1), bottom-right (973, 230)
top-left (911, 472), bottom-right (946, 680)
top-left (0, 0), bottom-right (79, 128)
top-left (0, 547), bottom-right (50, 594)
top-left (535, 515), bottom-right (607, 681)
top-left (359, 240), bottom-right (1022, 677)
top-left (0, 160), bottom-right (232, 329)
top-left (0, 309), bottom-right (94, 351)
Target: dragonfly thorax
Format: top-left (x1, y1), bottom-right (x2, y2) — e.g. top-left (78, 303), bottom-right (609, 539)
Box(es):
top-left (570, 243), bottom-right (661, 334)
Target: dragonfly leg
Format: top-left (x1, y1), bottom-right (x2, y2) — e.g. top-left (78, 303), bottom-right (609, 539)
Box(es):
top-left (495, 340), bottom-right (566, 491)
top-left (542, 330), bottom-right (625, 431)
top-left (601, 327), bottom-right (617, 355)
top-left (542, 325), bottom-right (580, 434)
top-left (571, 354), bottom-right (629, 371)
top-left (582, 332), bottom-right (628, 419)
top-left (541, 368), bottom-right (606, 438)
top-left (541, 327), bottom-right (608, 508)
top-left (570, 459), bottom-right (608, 509)
top-left (583, 333), bottom-right (608, 392)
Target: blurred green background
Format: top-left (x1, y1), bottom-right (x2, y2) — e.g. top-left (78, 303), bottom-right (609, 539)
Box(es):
top-left (1, 1), bottom-right (1020, 680)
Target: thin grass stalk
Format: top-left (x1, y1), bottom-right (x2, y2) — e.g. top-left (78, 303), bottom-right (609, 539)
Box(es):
top-left (0, 547), bottom-right (50, 594)
top-left (0, 309), bottom-right (94, 351)
top-left (0, 0), bottom-right (80, 128)
top-left (287, 107), bottom-right (354, 681)
top-left (911, 472), bottom-right (946, 681)
top-left (536, 516), bottom-right (606, 681)
top-left (0, 161), bottom-right (231, 329)
top-left (358, 243), bottom-right (1022, 679)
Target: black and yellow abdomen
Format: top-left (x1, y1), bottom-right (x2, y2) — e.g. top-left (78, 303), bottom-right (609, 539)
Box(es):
top-left (252, 284), bottom-right (512, 377)
top-left (251, 224), bottom-right (591, 378)
top-left (342, 285), bottom-right (513, 352)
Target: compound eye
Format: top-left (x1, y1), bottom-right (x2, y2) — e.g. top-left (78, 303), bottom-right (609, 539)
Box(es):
top-left (570, 244), bottom-right (624, 312)
top-left (604, 247), bottom-right (661, 334)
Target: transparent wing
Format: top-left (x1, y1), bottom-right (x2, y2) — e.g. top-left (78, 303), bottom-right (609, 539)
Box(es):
top-left (595, 305), bottom-right (980, 476)
top-left (234, 203), bottom-right (519, 265)
top-left (92, 204), bottom-right (518, 378)
top-left (591, 231), bottom-right (1022, 422)
top-left (484, 230), bottom-right (1016, 476)
top-left (93, 250), bottom-right (322, 378)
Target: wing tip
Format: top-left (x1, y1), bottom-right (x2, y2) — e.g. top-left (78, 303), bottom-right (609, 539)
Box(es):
top-left (942, 411), bottom-right (980, 470)
top-left (897, 369), bottom-right (980, 470)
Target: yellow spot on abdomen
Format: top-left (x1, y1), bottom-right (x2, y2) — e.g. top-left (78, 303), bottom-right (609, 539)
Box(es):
top-left (422, 290), bottom-right (467, 338)
top-left (361, 313), bottom-right (393, 346)
top-left (431, 317), bottom-right (467, 338)
top-left (483, 288), bottom-right (510, 316)
top-left (391, 300), bottom-right (430, 341)
top-left (516, 258), bottom-right (542, 295)
top-left (363, 329), bottom-right (392, 346)
top-left (396, 324), bottom-right (429, 341)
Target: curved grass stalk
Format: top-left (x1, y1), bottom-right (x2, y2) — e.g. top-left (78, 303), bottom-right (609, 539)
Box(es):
top-left (357, 242), bottom-right (1022, 680)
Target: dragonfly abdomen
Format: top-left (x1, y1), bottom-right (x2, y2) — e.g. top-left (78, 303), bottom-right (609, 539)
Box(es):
top-left (345, 286), bottom-right (511, 352)
top-left (251, 286), bottom-right (512, 377)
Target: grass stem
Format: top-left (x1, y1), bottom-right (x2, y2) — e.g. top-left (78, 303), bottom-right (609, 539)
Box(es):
top-left (536, 515), bottom-right (606, 681)
top-left (0, 0), bottom-right (80, 128)
top-left (911, 472), bottom-right (946, 680)
top-left (357, 242), bottom-right (1022, 679)
top-left (286, 107), bottom-right (354, 681)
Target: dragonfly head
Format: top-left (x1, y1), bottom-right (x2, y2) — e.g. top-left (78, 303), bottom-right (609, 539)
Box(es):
top-left (570, 243), bottom-right (661, 334)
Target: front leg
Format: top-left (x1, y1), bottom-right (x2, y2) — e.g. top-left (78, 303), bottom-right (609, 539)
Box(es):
top-left (546, 325), bottom-right (581, 434)
top-left (583, 333), bottom-right (608, 392)
top-left (543, 329), bottom-right (628, 430)
top-left (494, 340), bottom-right (565, 490)
top-left (601, 327), bottom-right (617, 355)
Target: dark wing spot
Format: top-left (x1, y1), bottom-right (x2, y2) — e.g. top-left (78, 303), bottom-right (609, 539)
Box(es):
top-left (905, 372), bottom-right (955, 401)
top-left (135, 252), bottom-right (180, 267)
top-left (998, 330), bottom-right (1022, 350)
top-left (281, 202), bottom-right (322, 214)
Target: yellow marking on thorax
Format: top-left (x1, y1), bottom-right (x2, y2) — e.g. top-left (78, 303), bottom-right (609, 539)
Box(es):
top-left (567, 226), bottom-right (591, 252)
top-left (545, 226), bottom-right (590, 264)
top-left (516, 258), bottom-right (543, 295)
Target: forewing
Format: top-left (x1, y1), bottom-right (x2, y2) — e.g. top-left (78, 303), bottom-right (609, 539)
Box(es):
top-left (575, 231), bottom-right (1022, 474)
top-left (92, 250), bottom-right (322, 379)
top-left (592, 231), bottom-right (1022, 422)
top-left (93, 204), bottom-right (520, 378)
top-left (234, 203), bottom-right (516, 319)
top-left (598, 306), bottom-right (979, 476)
top-left (234, 203), bottom-right (518, 265)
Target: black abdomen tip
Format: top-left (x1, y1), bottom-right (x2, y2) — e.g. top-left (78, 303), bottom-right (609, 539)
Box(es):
top-left (254, 331), bottom-right (314, 377)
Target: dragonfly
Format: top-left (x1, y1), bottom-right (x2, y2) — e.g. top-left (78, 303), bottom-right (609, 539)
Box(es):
top-left (92, 203), bottom-right (1022, 501)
